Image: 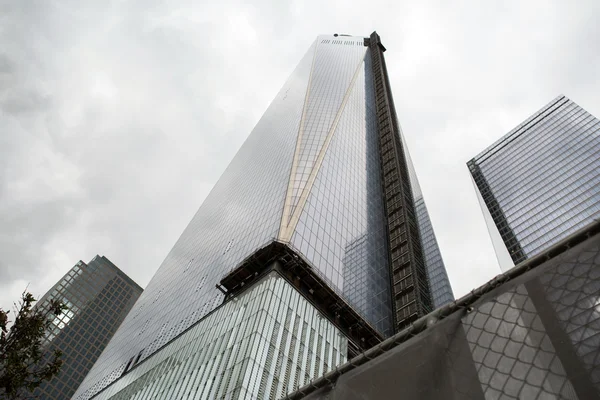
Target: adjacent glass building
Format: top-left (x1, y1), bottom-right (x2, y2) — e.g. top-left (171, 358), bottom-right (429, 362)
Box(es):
top-left (33, 256), bottom-right (142, 400)
top-left (73, 32), bottom-right (453, 400)
top-left (468, 95), bottom-right (600, 270)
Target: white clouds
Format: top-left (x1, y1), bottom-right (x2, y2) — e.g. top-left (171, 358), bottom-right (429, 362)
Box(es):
top-left (1, 0), bottom-right (599, 311)
top-left (90, 72), bottom-right (118, 100)
top-left (7, 143), bottom-right (82, 204)
top-left (227, 12), bottom-right (259, 43)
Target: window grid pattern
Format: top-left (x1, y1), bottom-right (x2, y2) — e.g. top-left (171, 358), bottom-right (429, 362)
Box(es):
top-left (74, 41), bottom-right (317, 400)
top-left (288, 37), bottom-right (367, 218)
top-left (87, 273), bottom-right (347, 400)
top-left (33, 257), bottom-right (142, 400)
top-left (415, 198), bottom-right (455, 308)
top-left (291, 52), bottom-right (392, 335)
top-left (400, 132), bottom-right (454, 308)
top-left (469, 96), bottom-right (600, 263)
top-left (290, 53), bottom-right (393, 336)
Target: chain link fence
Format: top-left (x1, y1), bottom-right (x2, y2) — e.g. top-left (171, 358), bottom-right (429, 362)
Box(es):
top-left (284, 221), bottom-right (600, 400)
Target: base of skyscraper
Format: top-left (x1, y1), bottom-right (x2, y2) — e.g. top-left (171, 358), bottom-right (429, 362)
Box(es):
top-left (86, 269), bottom-right (351, 400)
top-left (284, 220), bottom-right (600, 400)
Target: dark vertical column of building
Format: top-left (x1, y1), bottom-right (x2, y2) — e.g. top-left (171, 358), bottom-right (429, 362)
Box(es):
top-left (467, 161), bottom-right (527, 264)
top-left (366, 31), bottom-right (433, 331)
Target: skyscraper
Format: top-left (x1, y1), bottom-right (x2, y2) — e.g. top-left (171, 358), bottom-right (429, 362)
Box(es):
top-left (73, 32), bottom-right (453, 400)
top-left (468, 95), bottom-right (600, 270)
top-left (33, 256), bottom-right (142, 400)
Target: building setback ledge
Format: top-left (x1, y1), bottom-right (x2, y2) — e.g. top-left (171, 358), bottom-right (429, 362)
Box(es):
top-left (219, 241), bottom-right (384, 354)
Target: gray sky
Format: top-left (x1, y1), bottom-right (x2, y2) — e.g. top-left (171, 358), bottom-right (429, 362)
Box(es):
top-left (1, 0), bottom-right (599, 309)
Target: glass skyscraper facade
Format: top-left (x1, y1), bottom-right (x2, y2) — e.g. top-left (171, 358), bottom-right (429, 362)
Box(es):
top-left (469, 95), bottom-right (600, 269)
top-left (401, 132), bottom-right (454, 308)
top-left (73, 32), bottom-right (453, 400)
top-left (33, 256), bottom-right (142, 400)
top-left (79, 272), bottom-right (348, 400)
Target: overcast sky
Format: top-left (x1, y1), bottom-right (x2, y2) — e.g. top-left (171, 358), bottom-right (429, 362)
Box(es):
top-left (1, 0), bottom-right (599, 309)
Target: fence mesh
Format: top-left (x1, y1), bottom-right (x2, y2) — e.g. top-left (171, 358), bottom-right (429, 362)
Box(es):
top-left (285, 222), bottom-right (600, 400)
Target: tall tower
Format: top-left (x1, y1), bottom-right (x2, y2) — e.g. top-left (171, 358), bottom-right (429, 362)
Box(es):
top-left (73, 32), bottom-right (453, 400)
top-left (468, 95), bottom-right (600, 270)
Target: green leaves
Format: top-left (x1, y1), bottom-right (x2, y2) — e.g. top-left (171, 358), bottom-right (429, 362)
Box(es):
top-left (0, 291), bottom-right (67, 399)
